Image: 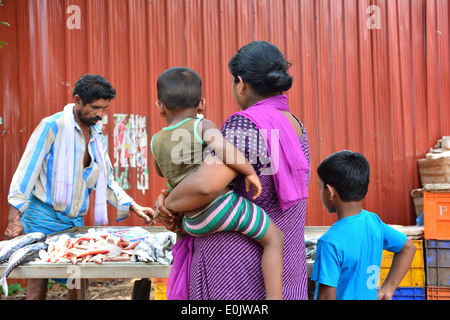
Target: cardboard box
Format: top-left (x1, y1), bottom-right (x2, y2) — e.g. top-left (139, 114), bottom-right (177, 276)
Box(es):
top-left (418, 157), bottom-right (450, 185)
top-left (411, 188), bottom-right (425, 217)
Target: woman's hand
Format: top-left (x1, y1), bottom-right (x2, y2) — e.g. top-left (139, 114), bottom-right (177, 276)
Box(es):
top-left (155, 189), bottom-right (182, 233)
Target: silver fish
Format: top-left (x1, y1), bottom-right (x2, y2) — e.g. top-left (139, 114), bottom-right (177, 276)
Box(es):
top-left (134, 248), bottom-right (155, 262)
top-left (305, 239), bottom-right (317, 248)
top-left (148, 244), bottom-right (158, 261)
top-left (155, 239), bottom-right (173, 260)
top-left (135, 238), bottom-right (158, 261)
top-left (44, 234), bottom-right (64, 245)
top-left (161, 237), bottom-right (173, 252)
top-left (0, 241), bottom-right (8, 253)
top-left (157, 250), bottom-right (173, 265)
top-left (0, 242), bottom-right (48, 298)
top-left (131, 233), bottom-right (174, 265)
top-left (305, 247), bottom-right (316, 259)
top-left (0, 232), bottom-right (46, 264)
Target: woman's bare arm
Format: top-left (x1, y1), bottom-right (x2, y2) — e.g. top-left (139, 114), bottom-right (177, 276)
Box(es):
top-left (164, 154), bottom-right (239, 212)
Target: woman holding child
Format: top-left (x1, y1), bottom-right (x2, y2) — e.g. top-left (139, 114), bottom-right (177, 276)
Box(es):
top-left (155, 41), bottom-right (311, 300)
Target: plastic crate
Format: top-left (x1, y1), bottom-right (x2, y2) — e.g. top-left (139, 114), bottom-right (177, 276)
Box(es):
top-left (153, 278), bottom-right (167, 300)
top-left (424, 193), bottom-right (450, 240)
top-left (425, 239), bottom-right (450, 287)
top-left (427, 286), bottom-right (450, 300)
top-left (392, 287), bottom-right (426, 300)
top-left (378, 240), bottom-right (425, 287)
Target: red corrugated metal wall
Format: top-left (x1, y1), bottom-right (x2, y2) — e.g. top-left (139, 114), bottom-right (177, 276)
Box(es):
top-left (1, 0), bottom-right (449, 236)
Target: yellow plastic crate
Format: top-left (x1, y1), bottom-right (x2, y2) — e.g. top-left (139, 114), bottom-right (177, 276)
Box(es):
top-left (378, 240), bottom-right (425, 287)
top-left (153, 278), bottom-right (167, 300)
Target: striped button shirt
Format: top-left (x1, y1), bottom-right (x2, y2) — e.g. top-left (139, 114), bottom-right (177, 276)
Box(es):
top-left (8, 110), bottom-right (133, 221)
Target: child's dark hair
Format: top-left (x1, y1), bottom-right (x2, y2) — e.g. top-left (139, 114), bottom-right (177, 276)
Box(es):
top-left (72, 74), bottom-right (116, 105)
top-left (317, 150), bottom-right (370, 202)
top-left (228, 41), bottom-right (293, 96)
top-left (157, 67), bottom-right (202, 110)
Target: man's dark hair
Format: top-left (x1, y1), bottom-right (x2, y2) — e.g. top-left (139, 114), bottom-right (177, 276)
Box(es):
top-left (317, 150), bottom-right (370, 202)
top-left (157, 67), bottom-right (202, 110)
top-left (72, 74), bottom-right (116, 105)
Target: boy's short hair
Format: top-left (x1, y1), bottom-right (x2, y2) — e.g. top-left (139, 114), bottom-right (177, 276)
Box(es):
top-left (317, 150), bottom-right (370, 202)
top-left (157, 67), bottom-right (202, 110)
top-left (72, 74), bottom-right (116, 105)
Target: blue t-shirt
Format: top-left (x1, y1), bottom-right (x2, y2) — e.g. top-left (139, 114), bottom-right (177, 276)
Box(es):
top-left (311, 210), bottom-right (407, 300)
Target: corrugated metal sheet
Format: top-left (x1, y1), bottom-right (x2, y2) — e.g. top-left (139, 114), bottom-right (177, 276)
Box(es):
top-left (1, 0), bottom-right (449, 236)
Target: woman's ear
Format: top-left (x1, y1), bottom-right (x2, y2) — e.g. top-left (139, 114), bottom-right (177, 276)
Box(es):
top-left (237, 76), bottom-right (246, 96)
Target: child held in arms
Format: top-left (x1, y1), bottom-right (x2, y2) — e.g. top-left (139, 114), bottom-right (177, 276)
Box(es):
top-left (151, 67), bottom-right (285, 300)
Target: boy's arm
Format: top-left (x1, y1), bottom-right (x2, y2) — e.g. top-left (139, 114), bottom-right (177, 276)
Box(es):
top-left (311, 238), bottom-right (340, 300)
top-left (317, 284), bottom-right (337, 300)
top-left (378, 238), bottom-right (416, 300)
top-left (199, 119), bottom-right (262, 199)
top-left (200, 119), bottom-right (254, 175)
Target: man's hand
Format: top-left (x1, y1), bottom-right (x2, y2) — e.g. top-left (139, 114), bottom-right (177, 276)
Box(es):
top-left (4, 206), bottom-right (25, 240)
top-left (130, 201), bottom-right (155, 224)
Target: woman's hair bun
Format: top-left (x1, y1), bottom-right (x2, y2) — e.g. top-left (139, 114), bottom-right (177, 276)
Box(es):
top-left (264, 69), bottom-right (293, 92)
top-left (229, 41), bottom-right (293, 96)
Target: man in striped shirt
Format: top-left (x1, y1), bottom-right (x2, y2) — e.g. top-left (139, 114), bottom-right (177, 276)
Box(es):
top-left (5, 74), bottom-right (154, 299)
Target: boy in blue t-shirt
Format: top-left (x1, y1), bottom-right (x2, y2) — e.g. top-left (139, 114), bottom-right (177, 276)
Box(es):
top-left (312, 150), bottom-right (416, 300)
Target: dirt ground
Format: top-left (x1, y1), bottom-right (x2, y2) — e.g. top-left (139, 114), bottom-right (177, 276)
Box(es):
top-left (5, 278), bottom-right (156, 300)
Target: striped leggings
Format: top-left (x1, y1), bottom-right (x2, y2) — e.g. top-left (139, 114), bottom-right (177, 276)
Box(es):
top-left (183, 191), bottom-right (270, 240)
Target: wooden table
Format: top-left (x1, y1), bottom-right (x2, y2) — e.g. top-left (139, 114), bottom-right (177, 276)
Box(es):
top-left (1, 226), bottom-right (326, 280)
top-left (0, 261), bottom-right (171, 279)
top-left (0, 226), bottom-right (172, 299)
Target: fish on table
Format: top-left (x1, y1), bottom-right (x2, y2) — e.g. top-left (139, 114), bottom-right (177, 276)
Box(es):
top-left (0, 228), bottom-right (176, 297)
top-left (130, 233), bottom-right (174, 265)
top-left (37, 228), bottom-right (175, 266)
top-left (1, 242), bottom-right (48, 298)
top-left (0, 232), bottom-right (46, 264)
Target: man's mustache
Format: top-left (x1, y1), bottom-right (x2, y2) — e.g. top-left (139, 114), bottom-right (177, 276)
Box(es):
top-left (89, 116), bottom-right (102, 123)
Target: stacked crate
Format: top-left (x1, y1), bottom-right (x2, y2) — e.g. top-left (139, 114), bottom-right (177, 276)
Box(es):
top-left (152, 278), bottom-right (168, 300)
top-left (417, 137), bottom-right (450, 300)
top-left (423, 193), bottom-right (450, 300)
top-left (378, 239), bottom-right (426, 300)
